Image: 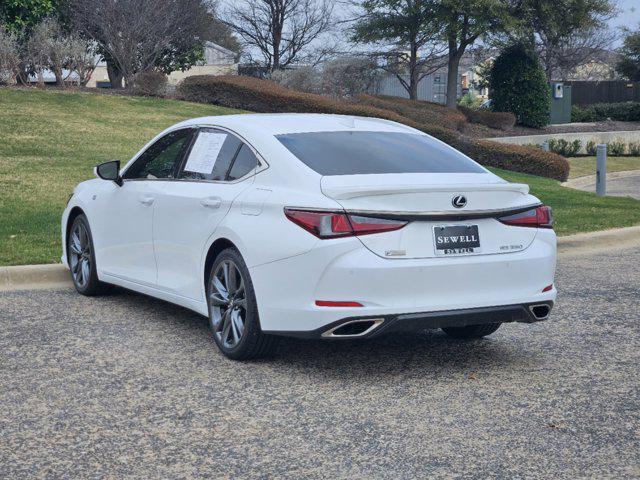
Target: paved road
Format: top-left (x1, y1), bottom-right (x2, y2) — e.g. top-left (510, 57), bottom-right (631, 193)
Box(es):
top-left (1, 248), bottom-right (639, 479)
top-left (566, 170), bottom-right (640, 200)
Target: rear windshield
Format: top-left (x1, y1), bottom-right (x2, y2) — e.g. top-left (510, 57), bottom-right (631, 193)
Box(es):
top-left (276, 131), bottom-right (485, 175)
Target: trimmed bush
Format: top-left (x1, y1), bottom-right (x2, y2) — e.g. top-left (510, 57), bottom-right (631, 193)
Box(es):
top-left (628, 142), bottom-right (640, 156)
top-left (607, 140), bottom-right (626, 156)
top-left (571, 102), bottom-right (640, 122)
top-left (547, 138), bottom-right (582, 157)
top-left (355, 94), bottom-right (468, 131)
top-left (177, 75), bottom-right (569, 181)
top-left (489, 43), bottom-right (551, 128)
top-left (458, 106), bottom-right (516, 130)
top-left (586, 140), bottom-right (597, 155)
top-left (130, 70), bottom-right (168, 97)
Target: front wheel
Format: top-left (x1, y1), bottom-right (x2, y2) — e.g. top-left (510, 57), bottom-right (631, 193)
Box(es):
top-left (442, 323), bottom-right (501, 339)
top-left (67, 214), bottom-right (107, 296)
top-left (207, 248), bottom-right (278, 360)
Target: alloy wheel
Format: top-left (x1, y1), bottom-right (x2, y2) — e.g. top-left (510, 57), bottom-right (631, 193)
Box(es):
top-left (210, 259), bottom-right (247, 349)
top-left (69, 221), bottom-right (92, 289)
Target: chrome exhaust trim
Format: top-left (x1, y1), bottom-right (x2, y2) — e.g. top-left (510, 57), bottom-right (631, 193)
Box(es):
top-left (528, 304), bottom-right (551, 321)
top-left (321, 318), bottom-right (385, 338)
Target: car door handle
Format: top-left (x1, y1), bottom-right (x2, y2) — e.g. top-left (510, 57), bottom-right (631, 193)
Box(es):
top-left (201, 197), bottom-right (222, 209)
top-left (138, 195), bottom-right (155, 206)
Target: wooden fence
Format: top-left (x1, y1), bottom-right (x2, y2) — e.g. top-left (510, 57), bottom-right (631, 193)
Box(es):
top-left (564, 81), bottom-right (640, 105)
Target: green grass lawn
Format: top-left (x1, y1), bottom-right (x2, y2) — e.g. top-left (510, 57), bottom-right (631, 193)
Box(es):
top-left (0, 88), bottom-right (241, 266)
top-left (568, 156), bottom-right (640, 178)
top-left (1, 88), bottom-right (639, 266)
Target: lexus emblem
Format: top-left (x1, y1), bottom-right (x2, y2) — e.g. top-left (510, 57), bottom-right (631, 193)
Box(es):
top-left (452, 195), bottom-right (467, 208)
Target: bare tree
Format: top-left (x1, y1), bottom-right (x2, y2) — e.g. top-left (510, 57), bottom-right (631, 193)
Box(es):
top-left (71, 0), bottom-right (213, 88)
top-left (351, 0), bottom-right (447, 100)
top-left (537, 26), bottom-right (617, 80)
top-left (0, 26), bottom-right (20, 84)
top-left (225, 0), bottom-right (334, 71)
top-left (321, 56), bottom-right (380, 97)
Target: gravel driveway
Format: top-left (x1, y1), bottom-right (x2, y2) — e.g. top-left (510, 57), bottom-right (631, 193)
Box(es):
top-left (1, 247), bottom-right (638, 479)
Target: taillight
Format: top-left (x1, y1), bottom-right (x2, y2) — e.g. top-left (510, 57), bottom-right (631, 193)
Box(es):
top-left (284, 208), bottom-right (407, 239)
top-left (499, 205), bottom-right (553, 229)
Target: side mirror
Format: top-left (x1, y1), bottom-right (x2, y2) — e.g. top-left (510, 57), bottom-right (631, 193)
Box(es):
top-left (95, 160), bottom-right (123, 186)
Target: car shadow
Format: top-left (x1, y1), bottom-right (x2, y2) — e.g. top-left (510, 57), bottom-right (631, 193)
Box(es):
top-left (105, 286), bottom-right (540, 378)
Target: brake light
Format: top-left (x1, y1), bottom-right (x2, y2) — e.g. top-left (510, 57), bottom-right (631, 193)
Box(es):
top-left (498, 206), bottom-right (553, 229)
top-left (284, 208), bottom-right (407, 239)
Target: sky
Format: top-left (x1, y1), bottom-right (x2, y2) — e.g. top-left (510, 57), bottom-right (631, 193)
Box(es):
top-left (609, 0), bottom-right (639, 36)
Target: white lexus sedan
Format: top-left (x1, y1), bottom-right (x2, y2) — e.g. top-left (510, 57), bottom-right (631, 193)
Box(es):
top-left (62, 114), bottom-right (557, 360)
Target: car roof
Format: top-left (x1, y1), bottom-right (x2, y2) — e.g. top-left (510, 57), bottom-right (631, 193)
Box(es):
top-left (171, 113), bottom-right (419, 136)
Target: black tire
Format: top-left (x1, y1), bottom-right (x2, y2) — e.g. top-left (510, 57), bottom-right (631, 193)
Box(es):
top-left (207, 247), bottom-right (278, 360)
top-left (67, 214), bottom-right (107, 296)
top-left (442, 323), bottom-right (502, 339)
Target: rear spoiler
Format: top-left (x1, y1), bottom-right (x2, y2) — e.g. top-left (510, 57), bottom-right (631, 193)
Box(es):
top-left (344, 203), bottom-right (543, 222)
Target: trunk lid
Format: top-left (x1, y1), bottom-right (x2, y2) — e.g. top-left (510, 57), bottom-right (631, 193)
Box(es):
top-left (321, 173), bottom-right (541, 259)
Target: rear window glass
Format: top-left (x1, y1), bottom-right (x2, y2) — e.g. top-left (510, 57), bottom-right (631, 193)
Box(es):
top-left (276, 131), bottom-right (485, 175)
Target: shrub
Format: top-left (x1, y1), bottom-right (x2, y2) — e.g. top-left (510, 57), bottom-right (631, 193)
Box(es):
top-left (176, 75), bottom-right (569, 180)
top-left (356, 94), bottom-right (468, 131)
top-left (547, 138), bottom-right (582, 157)
top-left (457, 92), bottom-right (483, 109)
top-left (0, 26), bottom-right (19, 84)
top-left (130, 70), bottom-right (168, 97)
top-left (321, 57), bottom-right (380, 98)
top-left (607, 139), bottom-right (626, 156)
top-left (628, 141), bottom-right (640, 156)
top-left (585, 140), bottom-right (597, 155)
top-left (571, 102), bottom-right (640, 122)
top-left (489, 43), bottom-right (551, 128)
top-left (458, 106), bottom-right (516, 131)
top-left (571, 104), bottom-right (596, 122)
top-left (270, 66), bottom-right (322, 94)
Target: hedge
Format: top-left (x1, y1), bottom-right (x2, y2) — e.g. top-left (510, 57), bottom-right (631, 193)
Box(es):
top-left (571, 102), bottom-right (640, 122)
top-left (457, 106), bottom-right (516, 131)
top-left (177, 75), bottom-right (569, 181)
top-left (356, 94), bottom-right (468, 131)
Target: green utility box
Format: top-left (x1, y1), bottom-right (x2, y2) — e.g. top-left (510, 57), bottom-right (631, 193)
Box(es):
top-left (549, 82), bottom-right (572, 124)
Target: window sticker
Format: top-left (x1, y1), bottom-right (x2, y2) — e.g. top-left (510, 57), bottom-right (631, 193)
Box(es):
top-left (184, 132), bottom-right (228, 174)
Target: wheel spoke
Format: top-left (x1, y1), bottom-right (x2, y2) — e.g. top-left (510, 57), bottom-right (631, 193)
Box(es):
top-left (222, 262), bottom-right (230, 290)
top-left (212, 275), bottom-right (229, 300)
top-left (80, 259), bottom-right (90, 285)
top-left (221, 312), bottom-right (232, 344)
top-left (70, 232), bottom-right (82, 255)
top-left (235, 298), bottom-right (247, 310)
top-left (230, 313), bottom-right (240, 344)
top-left (210, 292), bottom-right (227, 306)
top-left (231, 309), bottom-right (244, 337)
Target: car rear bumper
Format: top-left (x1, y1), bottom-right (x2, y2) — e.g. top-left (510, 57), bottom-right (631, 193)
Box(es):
top-left (250, 229), bottom-right (557, 333)
top-left (265, 301), bottom-right (554, 339)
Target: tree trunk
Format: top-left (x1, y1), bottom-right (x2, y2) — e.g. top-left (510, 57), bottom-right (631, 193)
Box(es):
top-left (408, 42), bottom-right (419, 100)
top-left (445, 46), bottom-right (462, 108)
top-left (106, 59), bottom-right (124, 89)
top-left (53, 65), bottom-right (64, 86)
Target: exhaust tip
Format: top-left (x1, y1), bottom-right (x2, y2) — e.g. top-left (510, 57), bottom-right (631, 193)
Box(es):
top-left (529, 304), bottom-right (551, 320)
top-left (322, 318), bottom-right (384, 338)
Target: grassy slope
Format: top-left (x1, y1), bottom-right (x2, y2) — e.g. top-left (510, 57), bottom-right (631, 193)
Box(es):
top-left (0, 88), bottom-right (241, 265)
top-left (568, 156), bottom-right (640, 178)
top-left (494, 168), bottom-right (640, 235)
top-left (0, 88), bottom-right (639, 266)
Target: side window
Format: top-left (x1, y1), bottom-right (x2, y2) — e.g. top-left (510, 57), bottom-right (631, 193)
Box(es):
top-left (180, 129), bottom-right (242, 181)
top-left (124, 129), bottom-right (192, 180)
top-left (228, 144), bottom-right (259, 181)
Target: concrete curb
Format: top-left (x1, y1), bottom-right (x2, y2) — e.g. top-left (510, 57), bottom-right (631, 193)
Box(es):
top-left (563, 170), bottom-right (640, 190)
top-left (557, 225), bottom-right (640, 255)
top-left (0, 264), bottom-right (71, 291)
top-left (1, 225), bottom-right (638, 291)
